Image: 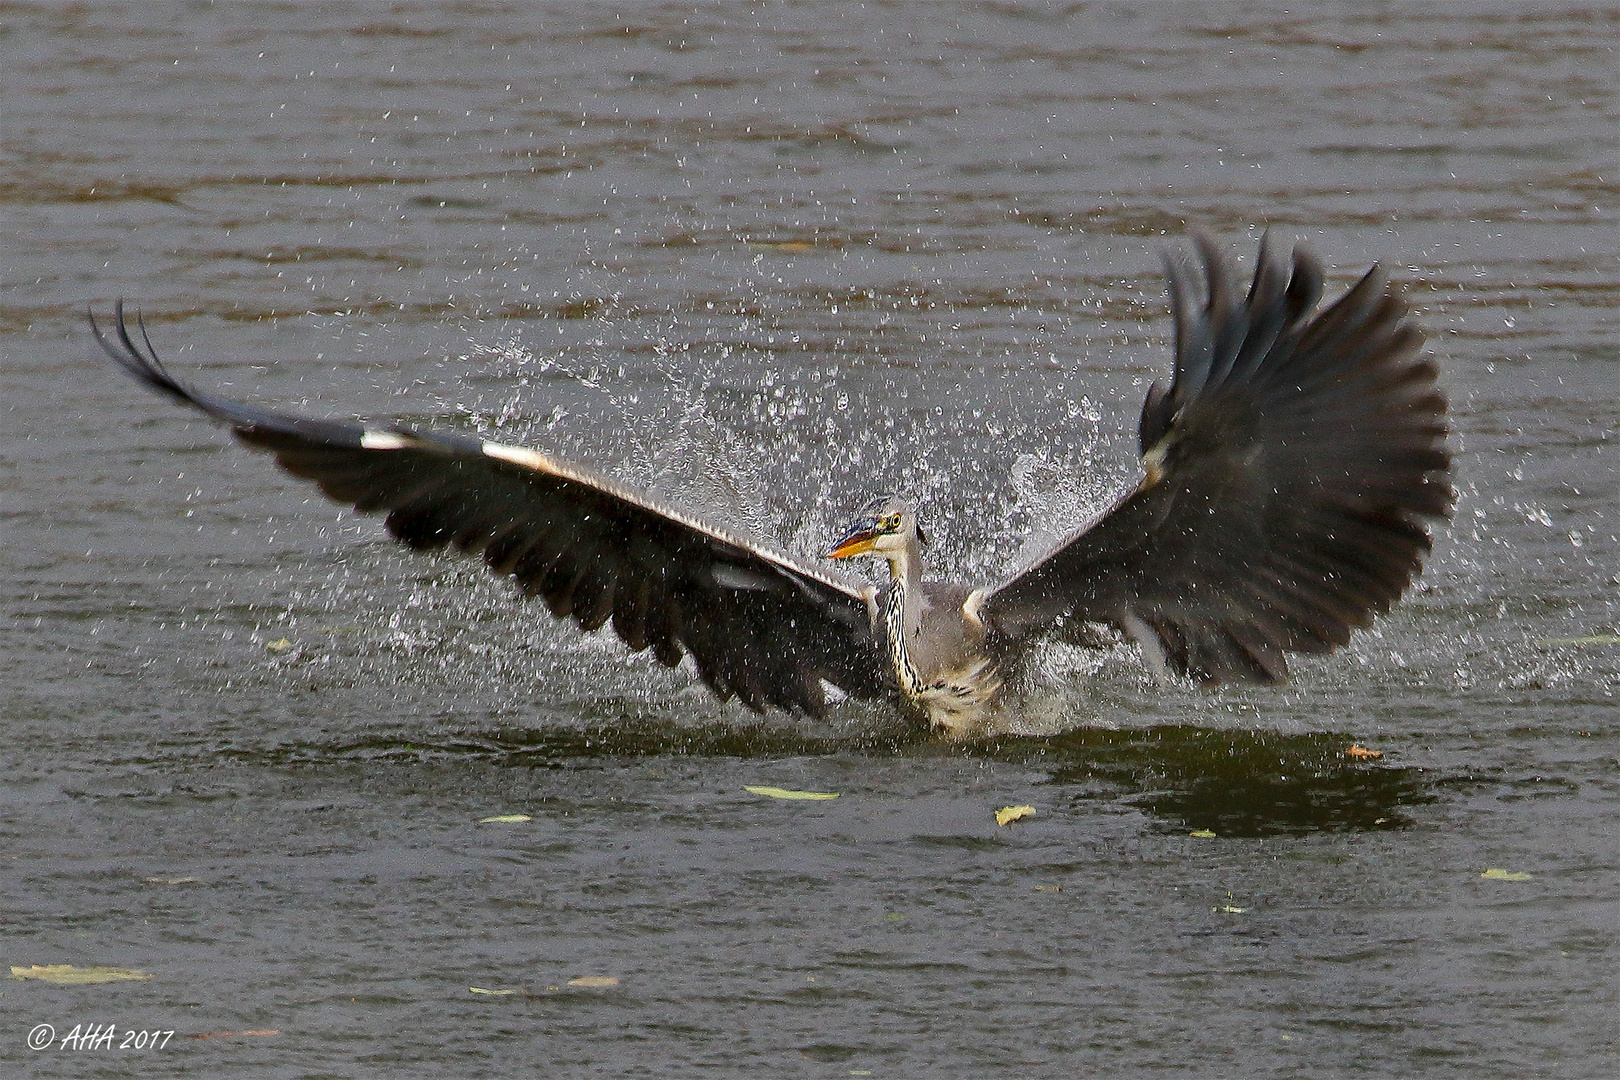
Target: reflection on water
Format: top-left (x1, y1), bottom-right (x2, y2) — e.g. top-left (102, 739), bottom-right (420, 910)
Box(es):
top-left (203, 718), bottom-right (1437, 838)
top-left (1035, 726), bottom-right (1435, 837)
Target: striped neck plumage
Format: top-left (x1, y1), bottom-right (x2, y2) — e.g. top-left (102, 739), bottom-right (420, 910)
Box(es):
top-left (881, 541), bottom-right (923, 698)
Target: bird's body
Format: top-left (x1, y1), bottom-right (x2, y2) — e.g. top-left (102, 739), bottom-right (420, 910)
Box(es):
top-left (884, 575), bottom-right (999, 732)
top-left (821, 498), bottom-right (1003, 734)
top-left (92, 234), bottom-right (1452, 738)
top-left (898, 597), bottom-right (1003, 735)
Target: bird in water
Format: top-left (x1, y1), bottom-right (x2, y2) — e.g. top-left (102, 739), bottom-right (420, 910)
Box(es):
top-left (93, 233), bottom-right (1451, 739)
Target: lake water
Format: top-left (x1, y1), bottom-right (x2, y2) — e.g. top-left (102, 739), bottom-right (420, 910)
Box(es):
top-left (2, 3), bottom-right (1616, 1076)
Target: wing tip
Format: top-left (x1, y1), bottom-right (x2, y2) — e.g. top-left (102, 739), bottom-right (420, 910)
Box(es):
top-left (90, 301), bottom-right (196, 408)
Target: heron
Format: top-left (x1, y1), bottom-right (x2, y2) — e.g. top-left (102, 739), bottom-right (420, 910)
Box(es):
top-left (92, 234), bottom-right (1451, 738)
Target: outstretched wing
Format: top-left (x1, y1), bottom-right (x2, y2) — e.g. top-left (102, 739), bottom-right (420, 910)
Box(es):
top-left (92, 304), bottom-right (888, 715)
top-left (981, 234), bottom-right (1451, 684)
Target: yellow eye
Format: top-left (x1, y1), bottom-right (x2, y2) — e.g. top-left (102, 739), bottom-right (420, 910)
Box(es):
top-left (883, 514), bottom-right (901, 530)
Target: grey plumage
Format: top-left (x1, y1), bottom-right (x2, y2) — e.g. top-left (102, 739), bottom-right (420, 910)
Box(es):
top-left (91, 305), bottom-right (888, 717)
top-left (980, 234), bottom-right (1450, 691)
top-left (93, 233), bottom-right (1451, 737)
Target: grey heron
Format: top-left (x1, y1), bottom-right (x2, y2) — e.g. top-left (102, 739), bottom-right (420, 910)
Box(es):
top-left (92, 234), bottom-right (1451, 738)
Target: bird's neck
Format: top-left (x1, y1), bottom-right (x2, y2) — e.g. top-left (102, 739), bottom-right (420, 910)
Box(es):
top-left (881, 542), bottom-right (924, 697)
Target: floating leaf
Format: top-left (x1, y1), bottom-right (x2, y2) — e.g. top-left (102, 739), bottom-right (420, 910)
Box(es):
top-left (469, 986), bottom-right (521, 996)
top-left (1345, 744), bottom-right (1383, 759)
top-left (479, 814), bottom-right (532, 823)
top-left (743, 786), bottom-right (838, 800)
top-left (1481, 868), bottom-right (1533, 881)
top-left (1189, 829), bottom-right (1217, 838)
top-left (995, 804), bottom-right (1036, 826)
top-left (1032, 885), bottom-right (1062, 893)
top-left (567, 976), bottom-right (619, 988)
top-left (10, 965), bottom-right (151, 985)
top-left (748, 240), bottom-right (817, 253)
top-left (265, 638), bottom-right (294, 653)
top-left (1215, 905), bottom-right (1248, 913)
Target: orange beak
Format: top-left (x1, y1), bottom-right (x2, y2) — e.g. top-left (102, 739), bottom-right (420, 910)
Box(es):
top-left (823, 521), bottom-right (881, 560)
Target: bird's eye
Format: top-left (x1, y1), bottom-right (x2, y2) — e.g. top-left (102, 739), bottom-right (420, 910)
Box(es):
top-left (883, 514), bottom-right (901, 530)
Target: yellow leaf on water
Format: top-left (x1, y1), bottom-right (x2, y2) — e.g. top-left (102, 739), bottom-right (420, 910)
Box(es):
top-left (479, 814), bottom-right (532, 823)
top-left (748, 240), bottom-right (817, 253)
top-left (1189, 829), bottom-right (1217, 838)
top-left (743, 786), bottom-right (839, 800)
top-left (995, 805), bottom-right (1036, 826)
top-left (469, 986), bottom-right (520, 996)
top-left (1215, 905), bottom-right (1248, 914)
top-left (1481, 868), bottom-right (1533, 881)
top-left (1345, 744), bottom-right (1383, 759)
top-left (265, 638), bottom-right (294, 653)
top-left (567, 976), bottom-right (619, 988)
top-left (10, 965), bottom-right (151, 985)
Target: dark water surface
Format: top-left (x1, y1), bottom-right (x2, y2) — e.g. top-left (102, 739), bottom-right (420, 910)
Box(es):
top-left (3, 3), bottom-right (1617, 1076)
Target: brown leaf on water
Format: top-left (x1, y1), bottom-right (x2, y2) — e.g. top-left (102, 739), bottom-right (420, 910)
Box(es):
top-left (1346, 744), bottom-right (1383, 759)
top-left (9, 965), bottom-right (151, 985)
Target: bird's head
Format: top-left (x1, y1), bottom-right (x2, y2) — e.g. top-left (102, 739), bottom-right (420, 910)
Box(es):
top-left (823, 495), bottom-right (925, 562)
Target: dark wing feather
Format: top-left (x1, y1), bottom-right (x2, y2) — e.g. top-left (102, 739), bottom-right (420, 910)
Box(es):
top-left (982, 235), bottom-right (1451, 684)
top-left (92, 304), bottom-right (888, 715)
